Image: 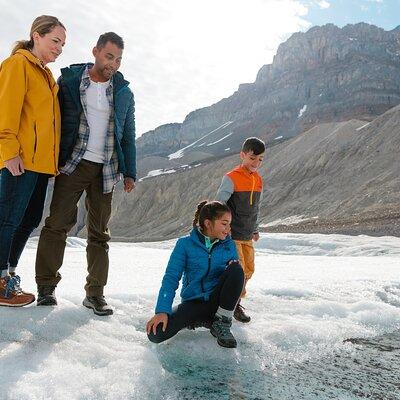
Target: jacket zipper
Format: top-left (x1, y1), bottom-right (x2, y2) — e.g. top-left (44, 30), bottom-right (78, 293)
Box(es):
top-left (32, 123), bottom-right (38, 163)
top-left (200, 252), bottom-right (212, 293)
top-left (250, 174), bottom-right (255, 206)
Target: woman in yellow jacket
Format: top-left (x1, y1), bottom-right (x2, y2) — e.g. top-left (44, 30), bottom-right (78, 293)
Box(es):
top-left (0, 15), bottom-right (66, 307)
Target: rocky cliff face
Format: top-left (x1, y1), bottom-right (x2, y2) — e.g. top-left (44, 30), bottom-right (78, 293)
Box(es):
top-left (107, 104), bottom-right (400, 241)
top-left (32, 23), bottom-right (400, 240)
top-left (136, 23), bottom-right (400, 174)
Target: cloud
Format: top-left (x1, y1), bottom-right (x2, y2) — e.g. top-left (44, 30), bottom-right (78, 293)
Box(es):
top-left (0, 0), bottom-right (311, 136)
top-left (317, 0), bottom-right (330, 9)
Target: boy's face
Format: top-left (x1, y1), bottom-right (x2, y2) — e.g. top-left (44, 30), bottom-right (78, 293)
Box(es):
top-left (240, 150), bottom-right (264, 173)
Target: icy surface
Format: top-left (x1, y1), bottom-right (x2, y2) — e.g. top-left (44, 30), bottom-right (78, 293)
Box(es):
top-left (1, 233), bottom-right (400, 399)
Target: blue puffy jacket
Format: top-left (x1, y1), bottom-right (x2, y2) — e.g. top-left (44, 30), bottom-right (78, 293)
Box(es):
top-left (155, 228), bottom-right (238, 314)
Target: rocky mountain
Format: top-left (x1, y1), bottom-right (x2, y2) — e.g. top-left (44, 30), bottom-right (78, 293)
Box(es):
top-left (106, 103), bottom-right (400, 241)
top-left (136, 23), bottom-right (400, 179)
top-left (32, 22), bottom-right (400, 240)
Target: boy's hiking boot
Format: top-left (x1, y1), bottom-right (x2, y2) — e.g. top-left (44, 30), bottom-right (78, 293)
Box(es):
top-left (210, 315), bottom-right (237, 348)
top-left (234, 303), bottom-right (251, 323)
top-left (37, 286), bottom-right (57, 306)
top-left (83, 296), bottom-right (113, 316)
top-left (0, 275), bottom-right (35, 307)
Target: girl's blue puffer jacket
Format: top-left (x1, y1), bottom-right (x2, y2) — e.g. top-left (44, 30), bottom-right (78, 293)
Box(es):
top-left (155, 228), bottom-right (238, 315)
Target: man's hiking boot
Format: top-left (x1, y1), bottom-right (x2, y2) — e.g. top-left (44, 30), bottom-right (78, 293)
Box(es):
top-left (0, 275), bottom-right (35, 307)
top-left (83, 296), bottom-right (113, 316)
top-left (234, 303), bottom-right (251, 323)
top-left (37, 286), bottom-right (57, 306)
top-left (210, 315), bottom-right (237, 348)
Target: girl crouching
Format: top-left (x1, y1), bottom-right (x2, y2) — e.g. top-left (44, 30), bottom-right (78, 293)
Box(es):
top-left (146, 200), bottom-right (244, 348)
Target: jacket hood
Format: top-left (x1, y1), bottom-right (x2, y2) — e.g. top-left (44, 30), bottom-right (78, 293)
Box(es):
top-left (15, 49), bottom-right (53, 75)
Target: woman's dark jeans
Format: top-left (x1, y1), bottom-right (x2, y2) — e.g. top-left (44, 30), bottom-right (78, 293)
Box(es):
top-left (0, 168), bottom-right (49, 273)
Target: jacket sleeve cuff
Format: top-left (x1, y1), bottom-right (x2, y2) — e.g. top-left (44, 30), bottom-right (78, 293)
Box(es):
top-left (155, 305), bottom-right (172, 315)
top-left (0, 140), bottom-right (20, 162)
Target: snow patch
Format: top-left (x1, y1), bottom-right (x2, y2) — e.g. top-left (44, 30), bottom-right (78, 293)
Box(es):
top-left (206, 132), bottom-right (233, 146)
top-left (168, 121), bottom-right (233, 160)
top-left (297, 105), bottom-right (307, 118)
top-left (356, 122), bottom-right (370, 131)
top-left (139, 168), bottom-right (177, 181)
top-left (262, 215), bottom-right (315, 227)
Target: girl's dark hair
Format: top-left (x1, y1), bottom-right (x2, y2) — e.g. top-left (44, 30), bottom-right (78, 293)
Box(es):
top-left (192, 200), bottom-right (231, 230)
top-left (11, 15), bottom-right (65, 56)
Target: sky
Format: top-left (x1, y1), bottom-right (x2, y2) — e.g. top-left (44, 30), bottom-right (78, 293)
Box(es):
top-left (0, 0), bottom-right (399, 137)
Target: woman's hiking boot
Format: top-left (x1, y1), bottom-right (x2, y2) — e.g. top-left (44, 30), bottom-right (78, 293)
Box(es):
top-left (0, 275), bottom-right (35, 307)
top-left (210, 315), bottom-right (237, 348)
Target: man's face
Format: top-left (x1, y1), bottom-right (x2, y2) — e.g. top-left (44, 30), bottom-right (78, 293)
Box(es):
top-left (92, 41), bottom-right (123, 80)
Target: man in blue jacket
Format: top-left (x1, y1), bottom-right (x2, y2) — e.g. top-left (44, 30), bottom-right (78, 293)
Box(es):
top-left (35, 32), bottom-right (136, 316)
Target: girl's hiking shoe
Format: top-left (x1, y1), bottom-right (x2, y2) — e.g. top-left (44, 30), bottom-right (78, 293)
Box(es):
top-left (83, 296), bottom-right (113, 316)
top-left (0, 275), bottom-right (35, 307)
top-left (37, 286), bottom-right (57, 306)
top-left (210, 315), bottom-right (237, 348)
top-left (234, 303), bottom-right (251, 323)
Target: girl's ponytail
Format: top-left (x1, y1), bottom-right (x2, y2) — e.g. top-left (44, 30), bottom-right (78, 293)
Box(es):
top-left (192, 200), bottom-right (208, 227)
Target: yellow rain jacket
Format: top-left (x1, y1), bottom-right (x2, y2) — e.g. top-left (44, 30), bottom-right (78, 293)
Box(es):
top-left (0, 49), bottom-right (60, 175)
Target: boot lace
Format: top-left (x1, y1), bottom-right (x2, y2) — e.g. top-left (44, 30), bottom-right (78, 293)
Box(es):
top-left (5, 275), bottom-right (22, 298)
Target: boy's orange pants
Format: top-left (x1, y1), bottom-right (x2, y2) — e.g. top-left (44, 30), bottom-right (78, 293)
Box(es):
top-left (234, 240), bottom-right (255, 298)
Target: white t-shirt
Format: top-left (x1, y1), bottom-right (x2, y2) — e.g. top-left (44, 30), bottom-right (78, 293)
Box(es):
top-left (82, 79), bottom-right (111, 163)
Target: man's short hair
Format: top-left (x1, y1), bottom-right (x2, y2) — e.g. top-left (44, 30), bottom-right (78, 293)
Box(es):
top-left (241, 137), bottom-right (265, 155)
top-left (96, 32), bottom-right (124, 49)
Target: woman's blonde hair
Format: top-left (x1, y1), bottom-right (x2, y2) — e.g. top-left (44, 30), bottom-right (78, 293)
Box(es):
top-left (11, 15), bottom-right (65, 56)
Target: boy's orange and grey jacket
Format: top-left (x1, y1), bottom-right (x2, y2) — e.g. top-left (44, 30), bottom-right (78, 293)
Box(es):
top-left (216, 165), bottom-right (263, 241)
top-left (0, 49), bottom-right (61, 175)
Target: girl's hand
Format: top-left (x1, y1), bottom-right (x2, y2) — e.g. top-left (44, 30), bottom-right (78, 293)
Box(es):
top-left (146, 313), bottom-right (168, 335)
top-left (5, 155), bottom-right (25, 176)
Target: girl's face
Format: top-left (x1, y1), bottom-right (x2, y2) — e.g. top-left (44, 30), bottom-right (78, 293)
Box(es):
top-left (204, 212), bottom-right (232, 241)
top-left (32, 25), bottom-right (66, 65)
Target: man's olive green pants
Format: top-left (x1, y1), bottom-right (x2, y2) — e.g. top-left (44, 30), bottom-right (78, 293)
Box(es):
top-left (35, 160), bottom-right (113, 296)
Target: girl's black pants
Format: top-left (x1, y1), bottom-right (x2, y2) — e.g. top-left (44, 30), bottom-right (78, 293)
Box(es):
top-left (148, 261), bottom-right (244, 343)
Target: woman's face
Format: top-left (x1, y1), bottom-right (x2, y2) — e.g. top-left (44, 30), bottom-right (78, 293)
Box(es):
top-left (204, 212), bottom-right (232, 241)
top-left (32, 25), bottom-right (66, 65)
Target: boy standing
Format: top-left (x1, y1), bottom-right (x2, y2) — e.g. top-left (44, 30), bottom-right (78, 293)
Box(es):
top-left (216, 137), bottom-right (265, 322)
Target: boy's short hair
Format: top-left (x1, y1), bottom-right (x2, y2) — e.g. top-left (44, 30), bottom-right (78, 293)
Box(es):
top-left (241, 137), bottom-right (265, 155)
top-left (96, 32), bottom-right (124, 49)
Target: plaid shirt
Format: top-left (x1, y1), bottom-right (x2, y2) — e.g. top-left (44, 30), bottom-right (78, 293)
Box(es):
top-left (60, 66), bottom-right (121, 193)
